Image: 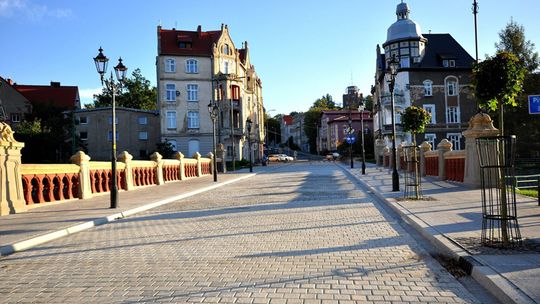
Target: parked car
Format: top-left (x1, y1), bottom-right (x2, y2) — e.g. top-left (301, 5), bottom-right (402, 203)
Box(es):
top-left (277, 154), bottom-right (294, 162)
top-left (268, 154), bottom-right (281, 162)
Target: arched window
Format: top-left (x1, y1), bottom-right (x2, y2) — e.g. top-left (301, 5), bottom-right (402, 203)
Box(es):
top-left (165, 59), bottom-right (176, 73)
top-left (222, 44), bottom-right (231, 55)
top-left (423, 80), bottom-right (433, 96)
top-left (445, 77), bottom-right (458, 96)
top-left (185, 59), bottom-right (198, 73)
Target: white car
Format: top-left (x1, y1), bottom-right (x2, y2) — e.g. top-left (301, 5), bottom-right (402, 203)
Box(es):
top-left (276, 154), bottom-right (294, 162)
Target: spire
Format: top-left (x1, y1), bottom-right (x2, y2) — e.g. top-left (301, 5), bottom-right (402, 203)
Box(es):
top-left (396, 1), bottom-right (410, 20)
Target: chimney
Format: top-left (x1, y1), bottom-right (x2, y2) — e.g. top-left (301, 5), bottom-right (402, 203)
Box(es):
top-left (7, 78), bottom-right (14, 85)
top-left (50, 81), bottom-right (61, 87)
top-left (197, 25), bottom-right (202, 36)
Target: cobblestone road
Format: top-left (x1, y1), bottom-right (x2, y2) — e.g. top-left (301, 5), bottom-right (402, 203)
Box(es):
top-left (0, 163), bottom-right (481, 303)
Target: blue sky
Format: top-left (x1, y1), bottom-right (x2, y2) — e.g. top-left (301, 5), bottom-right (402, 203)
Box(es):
top-left (1, 0), bottom-right (538, 115)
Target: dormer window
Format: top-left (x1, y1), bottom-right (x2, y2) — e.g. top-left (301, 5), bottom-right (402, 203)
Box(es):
top-left (443, 59), bottom-right (455, 68)
top-left (179, 42), bottom-right (192, 49)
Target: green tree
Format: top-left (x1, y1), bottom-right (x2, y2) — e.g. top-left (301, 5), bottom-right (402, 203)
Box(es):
top-left (363, 95), bottom-right (374, 111)
top-left (92, 68), bottom-right (157, 110)
top-left (265, 113), bottom-right (280, 149)
top-left (472, 51), bottom-right (526, 134)
top-left (401, 106), bottom-right (431, 145)
top-left (312, 94), bottom-right (337, 109)
top-left (303, 94), bottom-right (338, 154)
top-left (154, 141), bottom-right (175, 159)
top-left (495, 19), bottom-right (539, 72)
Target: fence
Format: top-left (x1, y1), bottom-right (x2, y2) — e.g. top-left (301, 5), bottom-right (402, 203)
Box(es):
top-left (513, 174), bottom-right (540, 206)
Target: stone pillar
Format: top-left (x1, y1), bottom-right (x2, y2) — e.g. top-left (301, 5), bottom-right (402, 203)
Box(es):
top-left (194, 152), bottom-right (202, 177)
top-left (383, 146), bottom-right (390, 167)
top-left (174, 152), bottom-right (185, 180)
top-left (375, 139), bottom-right (386, 166)
top-left (0, 123), bottom-right (26, 215)
top-left (207, 152), bottom-right (214, 176)
top-left (463, 113), bottom-right (499, 187)
top-left (70, 151), bottom-right (93, 200)
top-left (118, 151), bottom-right (134, 190)
top-left (437, 139), bottom-right (452, 180)
top-left (396, 143), bottom-right (406, 171)
top-left (419, 141), bottom-right (432, 177)
top-left (148, 152), bottom-right (163, 185)
top-left (217, 143), bottom-right (226, 173)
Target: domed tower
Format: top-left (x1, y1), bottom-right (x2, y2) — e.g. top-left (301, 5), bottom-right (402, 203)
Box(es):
top-left (383, 1), bottom-right (427, 68)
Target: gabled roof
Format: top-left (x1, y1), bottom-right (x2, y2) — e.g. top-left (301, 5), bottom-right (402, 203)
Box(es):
top-left (14, 82), bottom-right (80, 110)
top-left (416, 34), bottom-right (475, 69)
top-left (158, 25), bottom-right (222, 57)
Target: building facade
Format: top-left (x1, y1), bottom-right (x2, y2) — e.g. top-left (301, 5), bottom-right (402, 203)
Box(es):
top-left (157, 24), bottom-right (264, 162)
top-left (0, 77), bottom-right (32, 128)
top-left (342, 86), bottom-right (363, 110)
top-left (373, 2), bottom-right (476, 151)
top-left (72, 107), bottom-right (160, 161)
top-left (318, 110), bottom-right (373, 153)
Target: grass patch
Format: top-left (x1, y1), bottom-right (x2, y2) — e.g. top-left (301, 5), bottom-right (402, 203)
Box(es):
top-left (516, 188), bottom-right (538, 198)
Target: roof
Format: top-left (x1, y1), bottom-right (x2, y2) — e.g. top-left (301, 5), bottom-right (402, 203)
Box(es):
top-left (416, 34), bottom-right (475, 69)
top-left (158, 26), bottom-right (222, 57)
top-left (385, 1), bottom-right (424, 45)
top-left (328, 111), bottom-right (372, 123)
top-left (14, 82), bottom-right (80, 110)
top-left (70, 107), bottom-right (159, 115)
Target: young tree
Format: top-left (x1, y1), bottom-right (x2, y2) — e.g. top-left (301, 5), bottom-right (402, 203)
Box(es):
top-left (401, 106), bottom-right (431, 145)
top-left (495, 19), bottom-right (539, 73)
top-left (92, 68), bottom-right (157, 110)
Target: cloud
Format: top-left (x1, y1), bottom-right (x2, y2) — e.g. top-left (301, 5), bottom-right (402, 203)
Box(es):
top-left (79, 87), bottom-right (102, 107)
top-left (0, 0), bottom-right (72, 20)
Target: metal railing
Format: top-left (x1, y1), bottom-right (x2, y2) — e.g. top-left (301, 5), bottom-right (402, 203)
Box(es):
top-left (513, 174), bottom-right (540, 206)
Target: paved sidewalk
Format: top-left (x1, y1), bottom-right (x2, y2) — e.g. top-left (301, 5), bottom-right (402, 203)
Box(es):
top-left (346, 163), bottom-right (540, 304)
top-left (0, 172), bottom-right (253, 256)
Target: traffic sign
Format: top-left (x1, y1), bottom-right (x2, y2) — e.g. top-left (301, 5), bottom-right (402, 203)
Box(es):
top-left (346, 135), bottom-right (356, 144)
top-left (529, 95), bottom-right (540, 114)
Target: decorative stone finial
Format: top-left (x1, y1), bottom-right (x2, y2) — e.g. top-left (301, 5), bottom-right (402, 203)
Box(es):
top-left (207, 152), bottom-right (214, 159)
top-left (118, 151), bottom-right (133, 162)
top-left (0, 122), bottom-right (19, 143)
top-left (420, 141), bottom-right (432, 152)
top-left (70, 151), bottom-right (91, 164)
top-left (150, 152), bottom-right (163, 162)
top-left (437, 138), bottom-right (453, 150)
top-left (174, 152), bottom-right (184, 160)
top-left (193, 152), bottom-right (201, 159)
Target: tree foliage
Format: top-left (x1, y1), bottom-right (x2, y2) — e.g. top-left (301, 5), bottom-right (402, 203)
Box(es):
top-left (401, 106), bottom-right (431, 135)
top-left (472, 51), bottom-right (526, 113)
top-left (495, 19), bottom-right (539, 72)
top-left (154, 141), bottom-right (175, 159)
top-left (303, 94), bottom-right (337, 154)
top-left (92, 68), bottom-right (157, 110)
top-left (265, 113), bottom-right (281, 147)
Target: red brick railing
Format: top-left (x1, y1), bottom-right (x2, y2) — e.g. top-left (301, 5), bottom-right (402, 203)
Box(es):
top-left (445, 151), bottom-right (466, 182)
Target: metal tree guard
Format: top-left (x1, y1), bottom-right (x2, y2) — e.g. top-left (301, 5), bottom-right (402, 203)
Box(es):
top-left (476, 135), bottom-right (522, 248)
top-left (403, 145), bottom-right (422, 200)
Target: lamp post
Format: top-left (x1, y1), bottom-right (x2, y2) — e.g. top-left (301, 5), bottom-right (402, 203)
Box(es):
top-left (386, 55), bottom-right (400, 192)
top-left (348, 112), bottom-right (353, 169)
top-left (246, 118), bottom-right (253, 172)
top-left (359, 104), bottom-right (366, 175)
top-left (93, 47), bottom-right (127, 208)
top-left (208, 101), bottom-right (219, 182)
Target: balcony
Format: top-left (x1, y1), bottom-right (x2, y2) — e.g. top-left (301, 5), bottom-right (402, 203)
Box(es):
top-left (381, 124), bottom-right (403, 135)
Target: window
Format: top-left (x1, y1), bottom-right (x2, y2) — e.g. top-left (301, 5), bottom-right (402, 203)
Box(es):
top-left (391, 43), bottom-right (398, 49)
top-left (447, 81), bottom-right (457, 96)
top-left (108, 117), bottom-right (118, 124)
top-left (227, 146), bottom-right (233, 157)
top-left (165, 59), bottom-right (176, 73)
top-left (222, 44), bottom-right (230, 55)
top-left (447, 133), bottom-right (462, 150)
top-left (231, 85), bottom-right (240, 101)
top-left (446, 106), bottom-right (460, 124)
top-left (400, 48), bottom-right (409, 55)
top-left (449, 60), bottom-right (456, 67)
top-left (443, 60), bottom-right (449, 67)
top-left (166, 83), bottom-right (176, 102)
top-left (138, 116), bottom-right (148, 125)
top-left (138, 131), bottom-right (148, 140)
top-left (108, 131), bottom-right (118, 141)
top-left (187, 111), bottom-right (199, 129)
top-left (80, 131), bottom-right (88, 141)
top-left (185, 59), bottom-right (198, 73)
top-left (223, 61), bottom-right (229, 74)
top-left (166, 111), bottom-right (177, 129)
top-left (10, 113), bottom-right (21, 123)
top-left (187, 84), bottom-right (198, 101)
top-left (179, 42), bottom-right (192, 49)
top-left (423, 81), bottom-right (433, 96)
top-left (411, 47), bottom-right (419, 57)
top-left (423, 104), bottom-right (436, 124)
top-left (400, 57), bottom-right (410, 68)
top-left (79, 116), bottom-right (88, 124)
top-left (425, 134), bottom-right (436, 148)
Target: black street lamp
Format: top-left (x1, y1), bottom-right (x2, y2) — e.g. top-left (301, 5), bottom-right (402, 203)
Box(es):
top-left (348, 112), bottom-right (354, 169)
top-left (359, 104), bottom-right (366, 175)
top-left (93, 47), bottom-right (127, 208)
top-left (208, 101), bottom-right (219, 182)
top-left (246, 118), bottom-right (253, 173)
top-left (386, 54), bottom-right (400, 192)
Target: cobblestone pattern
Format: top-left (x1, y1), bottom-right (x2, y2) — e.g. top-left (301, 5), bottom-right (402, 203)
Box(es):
top-left (0, 164), bottom-right (479, 303)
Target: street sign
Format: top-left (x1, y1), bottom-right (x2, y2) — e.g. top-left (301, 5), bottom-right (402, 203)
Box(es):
top-left (346, 135), bottom-right (356, 144)
top-left (529, 95), bottom-right (540, 114)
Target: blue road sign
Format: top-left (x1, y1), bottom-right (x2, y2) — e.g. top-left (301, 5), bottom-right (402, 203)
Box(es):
top-left (529, 95), bottom-right (540, 114)
top-left (346, 135), bottom-right (356, 144)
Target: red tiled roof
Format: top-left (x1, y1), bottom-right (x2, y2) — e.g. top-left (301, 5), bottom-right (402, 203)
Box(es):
top-left (14, 84), bottom-right (79, 110)
top-left (158, 26), bottom-right (222, 57)
top-left (283, 115), bottom-right (294, 125)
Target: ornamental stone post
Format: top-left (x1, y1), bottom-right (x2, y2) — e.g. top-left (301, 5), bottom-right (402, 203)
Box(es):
top-left (207, 152), bottom-right (214, 176)
top-left (174, 152), bottom-right (185, 180)
top-left (419, 141), bottom-right (432, 177)
top-left (70, 150), bottom-right (92, 200)
top-left (462, 113), bottom-right (499, 187)
top-left (118, 151), bottom-right (134, 190)
top-left (437, 139), bottom-right (453, 180)
top-left (216, 143), bottom-right (226, 173)
top-left (151, 152), bottom-right (164, 185)
top-left (375, 139), bottom-right (386, 166)
top-left (0, 123), bottom-right (26, 215)
top-left (194, 152), bottom-right (202, 177)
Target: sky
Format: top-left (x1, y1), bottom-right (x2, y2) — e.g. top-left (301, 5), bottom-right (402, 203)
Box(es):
top-left (1, 0), bottom-right (538, 116)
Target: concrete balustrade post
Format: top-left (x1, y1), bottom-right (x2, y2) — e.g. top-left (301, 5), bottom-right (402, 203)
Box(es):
top-left (70, 151), bottom-right (92, 200)
top-left (194, 152), bottom-right (202, 177)
top-left (397, 143), bottom-right (406, 171)
top-left (207, 152), bottom-right (214, 176)
top-left (118, 151), bottom-right (134, 190)
top-left (375, 139), bottom-right (386, 166)
top-left (175, 152), bottom-right (185, 180)
top-left (150, 152), bottom-right (164, 185)
top-left (0, 123), bottom-right (26, 215)
top-left (383, 146), bottom-right (390, 167)
top-left (419, 141), bottom-right (432, 177)
top-left (437, 139), bottom-right (453, 180)
top-left (462, 113), bottom-right (499, 187)
top-left (216, 143), bottom-right (226, 173)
